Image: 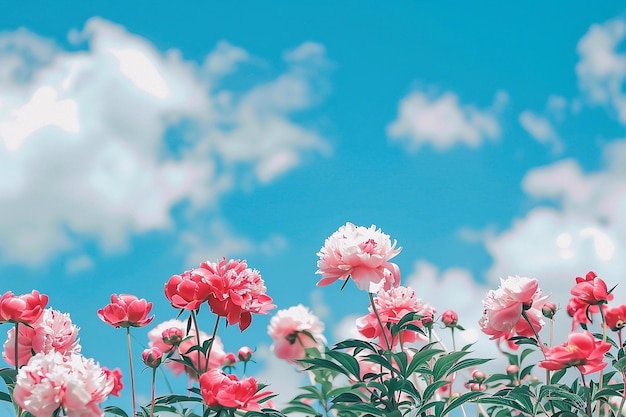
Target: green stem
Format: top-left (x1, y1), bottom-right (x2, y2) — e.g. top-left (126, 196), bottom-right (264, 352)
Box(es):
top-left (190, 310), bottom-right (203, 376)
top-left (368, 292), bottom-right (391, 350)
top-left (205, 315), bottom-right (221, 371)
top-left (150, 367), bottom-right (156, 417)
top-left (14, 323), bottom-right (22, 417)
top-left (580, 372), bottom-right (592, 417)
top-left (126, 327), bottom-right (137, 417)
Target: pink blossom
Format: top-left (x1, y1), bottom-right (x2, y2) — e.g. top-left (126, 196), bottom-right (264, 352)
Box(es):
top-left (567, 297), bottom-right (607, 330)
top-left (199, 368), bottom-right (272, 411)
top-left (606, 304), bottom-right (626, 332)
top-left (479, 276), bottom-right (549, 340)
top-left (13, 351), bottom-right (115, 417)
top-left (142, 347), bottom-right (163, 368)
top-left (238, 346), bottom-right (253, 362)
top-left (199, 258), bottom-right (275, 331)
top-left (267, 304), bottom-right (326, 361)
top-left (356, 286), bottom-right (435, 346)
top-left (97, 294), bottom-right (154, 328)
top-left (441, 310), bottom-right (458, 328)
top-left (102, 367), bottom-right (123, 397)
top-left (316, 223), bottom-right (402, 292)
top-left (538, 331), bottom-right (611, 375)
top-left (0, 290), bottom-right (48, 325)
top-left (571, 271), bottom-right (610, 305)
top-left (3, 308), bottom-right (81, 367)
top-left (164, 269), bottom-right (212, 310)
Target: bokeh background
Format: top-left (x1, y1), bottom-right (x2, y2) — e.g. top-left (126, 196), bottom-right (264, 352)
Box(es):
top-left (2, 1), bottom-right (626, 411)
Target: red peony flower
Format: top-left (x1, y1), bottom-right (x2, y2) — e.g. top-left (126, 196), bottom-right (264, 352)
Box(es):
top-left (605, 304), bottom-right (626, 332)
top-left (0, 290), bottom-right (48, 325)
top-left (97, 294), bottom-right (154, 328)
top-left (538, 331), bottom-right (611, 375)
top-left (570, 271), bottom-right (610, 305)
top-left (199, 368), bottom-right (272, 411)
top-left (164, 269), bottom-right (212, 310)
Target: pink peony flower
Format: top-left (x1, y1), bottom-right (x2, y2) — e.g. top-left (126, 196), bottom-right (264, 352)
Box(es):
top-left (13, 351), bottom-right (115, 417)
top-left (567, 297), bottom-right (607, 330)
top-left (199, 368), bottom-right (272, 411)
top-left (164, 269), bottom-right (212, 310)
top-left (479, 276), bottom-right (549, 340)
top-left (0, 290), bottom-right (48, 325)
top-left (441, 310), bottom-right (459, 328)
top-left (538, 331), bottom-right (611, 375)
top-left (316, 223), bottom-right (402, 292)
top-left (97, 294), bottom-right (154, 328)
top-left (571, 271), bottom-right (610, 306)
top-left (3, 308), bottom-right (81, 367)
top-left (267, 304), bottom-right (326, 362)
top-left (102, 367), bottom-right (123, 397)
top-left (199, 258), bottom-right (275, 331)
top-left (142, 347), bottom-right (163, 368)
top-left (356, 286), bottom-right (435, 347)
top-left (238, 346), bottom-right (253, 362)
top-left (605, 304), bottom-right (626, 332)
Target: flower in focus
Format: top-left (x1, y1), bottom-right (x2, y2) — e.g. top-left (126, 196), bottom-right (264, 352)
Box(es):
top-left (97, 294), bottom-right (154, 328)
top-left (142, 347), bottom-right (163, 368)
top-left (0, 290), bottom-right (48, 325)
top-left (3, 308), bottom-right (81, 367)
top-left (268, 304), bottom-right (326, 362)
top-left (441, 310), bottom-right (459, 328)
top-left (238, 346), bottom-right (253, 362)
top-left (570, 271), bottom-right (610, 305)
top-left (605, 304), bottom-right (626, 332)
top-left (199, 368), bottom-right (272, 411)
top-left (538, 331), bottom-right (611, 375)
top-left (102, 367), bottom-right (123, 397)
top-left (13, 351), bottom-right (115, 417)
top-left (541, 302), bottom-right (557, 319)
top-left (357, 286), bottom-right (435, 347)
top-left (316, 222), bottom-right (402, 292)
top-left (200, 258), bottom-right (275, 331)
top-left (164, 270), bottom-right (212, 310)
top-left (479, 276), bottom-right (549, 340)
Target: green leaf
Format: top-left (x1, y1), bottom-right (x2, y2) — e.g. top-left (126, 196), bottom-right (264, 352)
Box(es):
top-left (300, 357), bottom-right (349, 377)
top-left (406, 347), bottom-right (443, 375)
top-left (593, 388), bottom-right (623, 401)
top-left (325, 350), bottom-right (361, 379)
top-left (432, 350), bottom-right (470, 381)
top-left (332, 392), bottom-right (363, 403)
top-left (103, 406), bottom-right (129, 417)
top-left (442, 391), bottom-right (484, 415)
top-left (333, 339), bottom-right (379, 353)
top-left (550, 368), bottom-right (567, 384)
top-left (422, 380), bottom-right (450, 401)
top-left (0, 368), bottom-right (17, 386)
top-left (446, 357), bottom-right (492, 376)
top-left (282, 403), bottom-right (321, 416)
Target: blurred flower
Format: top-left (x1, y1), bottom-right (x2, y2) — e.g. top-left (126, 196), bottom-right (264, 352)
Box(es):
top-left (199, 368), bottom-right (272, 411)
top-left (506, 364), bottom-right (519, 374)
top-left (162, 327), bottom-right (184, 347)
top-left (142, 347), bottom-right (163, 368)
top-left (97, 294), bottom-right (154, 328)
top-left (238, 346), bottom-right (253, 362)
top-left (541, 302), bottom-right (557, 319)
top-left (571, 271), bottom-right (610, 306)
top-left (605, 304), bottom-right (626, 332)
top-left (441, 310), bottom-right (459, 328)
top-left (164, 269), bottom-right (212, 310)
top-left (102, 367), bottom-right (123, 397)
top-left (316, 222), bottom-right (402, 292)
top-left (200, 258), bottom-right (275, 331)
top-left (268, 304), bottom-right (326, 362)
top-left (224, 352), bottom-right (237, 366)
top-left (13, 351), bottom-right (115, 417)
top-left (538, 331), bottom-right (611, 375)
top-left (0, 290), bottom-right (48, 325)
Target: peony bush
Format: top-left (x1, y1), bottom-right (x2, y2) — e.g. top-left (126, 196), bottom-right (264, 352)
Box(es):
top-left (1, 221), bottom-right (626, 416)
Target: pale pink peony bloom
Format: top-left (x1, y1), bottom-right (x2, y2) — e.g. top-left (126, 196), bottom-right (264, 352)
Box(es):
top-left (13, 351), bottom-right (115, 417)
top-left (164, 269), bottom-right (212, 310)
top-left (316, 223), bottom-right (402, 292)
top-left (538, 331), bottom-right (612, 375)
top-left (356, 286), bottom-right (435, 347)
top-left (0, 290), bottom-right (48, 325)
top-left (3, 308), bottom-right (81, 367)
top-left (199, 368), bottom-right (272, 411)
top-left (147, 319), bottom-right (227, 378)
top-left (97, 294), bottom-right (154, 328)
top-left (479, 276), bottom-right (549, 340)
top-left (199, 258), bottom-right (275, 331)
top-left (267, 304), bottom-right (326, 362)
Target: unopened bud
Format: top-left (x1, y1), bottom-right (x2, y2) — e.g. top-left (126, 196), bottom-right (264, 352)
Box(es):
top-left (238, 346), bottom-right (253, 362)
top-left (224, 352), bottom-right (237, 366)
top-left (441, 310), bottom-right (459, 328)
top-left (542, 302), bottom-right (557, 319)
top-left (506, 364), bottom-right (519, 374)
top-left (142, 347), bottom-right (163, 368)
top-left (162, 327), bottom-right (183, 347)
top-left (471, 370), bottom-right (486, 382)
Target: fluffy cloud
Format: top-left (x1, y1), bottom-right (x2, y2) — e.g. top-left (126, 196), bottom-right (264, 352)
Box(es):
top-left (518, 110), bottom-right (563, 154)
top-left (0, 18), bottom-right (330, 264)
top-left (485, 140), bottom-right (626, 306)
top-left (576, 18), bottom-right (626, 123)
top-left (386, 90), bottom-right (503, 151)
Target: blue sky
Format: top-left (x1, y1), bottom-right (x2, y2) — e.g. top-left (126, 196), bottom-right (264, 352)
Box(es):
top-left (2, 1), bottom-right (626, 410)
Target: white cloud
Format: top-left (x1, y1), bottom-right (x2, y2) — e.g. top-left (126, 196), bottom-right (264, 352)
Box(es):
top-left (386, 90), bottom-right (502, 151)
top-left (252, 344), bottom-right (308, 408)
top-left (65, 254), bottom-right (94, 274)
top-left (518, 110), bottom-right (563, 153)
top-left (0, 18), bottom-right (330, 265)
top-left (576, 18), bottom-right (626, 123)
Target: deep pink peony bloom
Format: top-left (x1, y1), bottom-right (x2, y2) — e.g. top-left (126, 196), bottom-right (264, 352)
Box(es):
top-left (0, 290), bottom-right (48, 325)
top-left (605, 304), bottom-right (626, 332)
top-left (3, 308), bottom-right (81, 367)
top-left (164, 270), bottom-right (212, 310)
top-left (102, 367), bottom-right (123, 397)
top-left (267, 304), bottom-right (326, 362)
top-left (199, 368), bottom-right (272, 411)
top-left (538, 331), bottom-right (611, 375)
top-left (356, 286), bottom-right (435, 347)
top-left (479, 276), bottom-right (549, 340)
top-left (567, 296), bottom-right (608, 330)
top-left (97, 294), bottom-right (154, 328)
top-left (316, 223), bottom-right (402, 292)
top-left (13, 351), bottom-right (115, 417)
top-left (571, 271), bottom-right (610, 305)
top-left (199, 258), bottom-right (275, 331)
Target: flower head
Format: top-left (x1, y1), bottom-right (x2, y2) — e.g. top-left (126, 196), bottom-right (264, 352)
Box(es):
top-left (199, 258), bottom-right (275, 331)
top-left (199, 368), bottom-right (272, 411)
top-left (441, 310), bottom-right (459, 328)
top-left (538, 331), bottom-right (611, 375)
top-left (316, 223), bottom-right (402, 292)
top-left (605, 304), bottom-right (626, 332)
top-left (164, 269), bottom-right (212, 310)
top-left (238, 346), bottom-right (253, 362)
top-left (570, 271), bottom-right (610, 305)
top-left (0, 290), bottom-right (48, 325)
top-left (142, 347), bottom-right (163, 368)
top-left (268, 304), bottom-right (326, 362)
top-left (97, 294), bottom-right (154, 328)
top-left (102, 367), bottom-right (123, 397)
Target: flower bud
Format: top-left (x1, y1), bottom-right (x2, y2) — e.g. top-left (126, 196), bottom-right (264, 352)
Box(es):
top-left (471, 370), bottom-right (486, 382)
top-left (142, 347), bottom-right (163, 368)
top-left (441, 310), bottom-right (458, 328)
top-left (542, 302), bottom-right (557, 319)
top-left (506, 364), bottom-right (519, 375)
top-left (224, 352), bottom-right (237, 366)
top-left (238, 346), bottom-right (253, 362)
top-left (162, 327), bottom-right (184, 347)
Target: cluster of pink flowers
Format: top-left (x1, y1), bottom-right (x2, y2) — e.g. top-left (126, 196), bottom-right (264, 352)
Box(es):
top-left (0, 291), bottom-right (121, 417)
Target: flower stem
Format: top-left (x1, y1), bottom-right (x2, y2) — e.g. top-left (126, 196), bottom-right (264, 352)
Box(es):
top-left (205, 315), bottom-right (221, 372)
top-left (190, 310), bottom-right (205, 376)
top-left (368, 292), bottom-right (391, 350)
top-left (150, 367), bottom-right (156, 417)
top-left (580, 372), bottom-right (592, 417)
top-left (14, 323), bottom-right (22, 417)
top-left (126, 327), bottom-right (137, 417)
